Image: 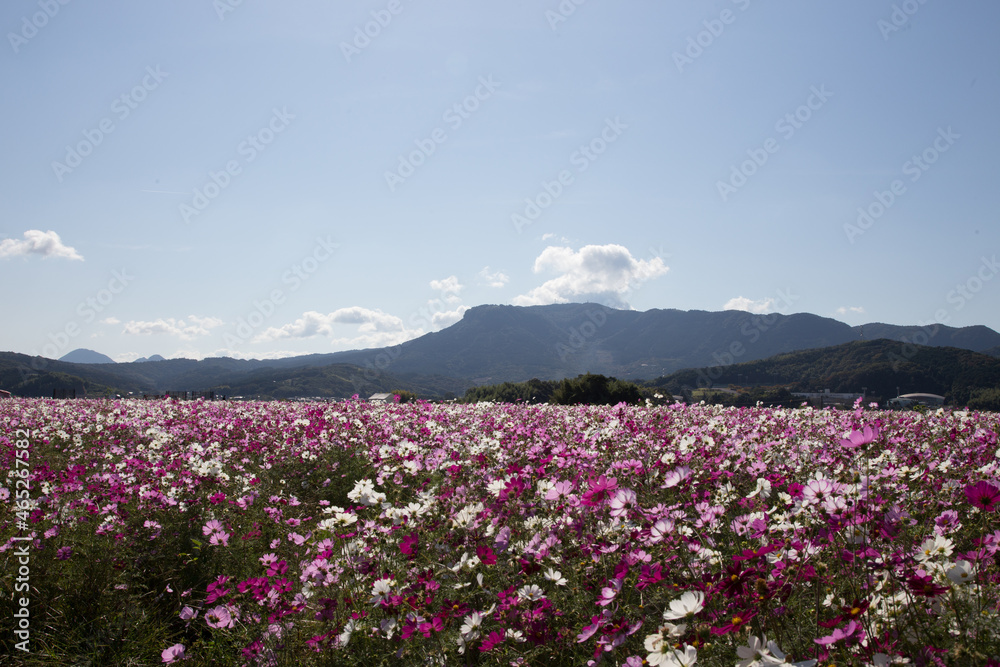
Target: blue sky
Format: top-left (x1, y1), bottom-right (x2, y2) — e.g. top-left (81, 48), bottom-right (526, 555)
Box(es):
top-left (2, 0), bottom-right (998, 362)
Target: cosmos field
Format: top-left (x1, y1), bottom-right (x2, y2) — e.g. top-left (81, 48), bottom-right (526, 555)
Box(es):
top-left (2, 397), bottom-right (999, 666)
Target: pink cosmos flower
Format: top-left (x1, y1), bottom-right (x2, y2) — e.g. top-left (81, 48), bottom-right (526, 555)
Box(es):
top-left (56, 546), bottom-right (73, 560)
top-left (661, 466), bottom-right (692, 489)
top-left (650, 518), bottom-right (674, 543)
top-left (205, 605), bottom-right (236, 629)
top-left (202, 520), bottom-right (224, 536)
top-left (161, 643), bottom-right (186, 662)
top-left (597, 578), bottom-right (622, 606)
top-left (209, 531), bottom-right (230, 547)
top-left (544, 480), bottom-right (574, 501)
top-left (814, 620), bottom-right (865, 646)
top-left (609, 488), bottom-right (638, 518)
top-left (802, 479), bottom-right (836, 505)
top-left (839, 425), bottom-right (878, 449)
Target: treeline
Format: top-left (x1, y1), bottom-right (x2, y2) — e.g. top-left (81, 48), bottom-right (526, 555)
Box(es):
top-left (649, 340), bottom-right (1000, 409)
top-left (462, 373), bottom-right (645, 406)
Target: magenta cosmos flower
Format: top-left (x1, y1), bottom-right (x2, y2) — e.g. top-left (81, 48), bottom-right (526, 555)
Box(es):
top-left (581, 475), bottom-right (618, 507)
top-left (965, 481), bottom-right (1000, 512)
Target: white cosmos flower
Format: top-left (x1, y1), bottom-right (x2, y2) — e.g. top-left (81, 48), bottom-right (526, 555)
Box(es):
top-left (517, 584), bottom-right (545, 602)
top-left (662, 590), bottom-right (705, 620)
top-left (915, 535), bottom-right (953, 562)
top-left (653, 644), bottom-right (697, 667)
top-left (544, 568), bottom-right (567, 586)
top-left (946, 560), bottom-right (974, 585)
top-left (460, 611), bottom-right (482, 638)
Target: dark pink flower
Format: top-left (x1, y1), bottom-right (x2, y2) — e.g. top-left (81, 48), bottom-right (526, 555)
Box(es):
top-left (581, 475), bottom-right (618, 507)
top-left (476, 545), bottom-right (497, 565)
top-left (965, 481), bottom-right (1000, 512)
top-left (480, 630), bottom-right (504, 652)
top-left (400, 532), bottom-right (419, 559)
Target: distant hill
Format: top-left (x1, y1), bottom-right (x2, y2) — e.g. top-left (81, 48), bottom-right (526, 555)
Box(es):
top-left (648, 339), bottom-right (1000, 406)
top-left (5, 304), bottom-right (1000, 399)
top-left (59, 348), bottom-right (115, 364)
top-left (134, 354), bottom-right (166, 363)
top-left (312, 304), bottom-right (1000, 382)
top-left (0, 352), bottom-right (464, 400)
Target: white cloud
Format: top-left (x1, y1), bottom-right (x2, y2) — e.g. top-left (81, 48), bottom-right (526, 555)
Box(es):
top-left (101, 317), bottom-right (121, 325)
top-left (0, 230), bottom-right (83, 261)
top-left (430, 275), bottom-right (462, 295)
top-left (513, 244), bottom-right (668, 308)
top-left (836, 306), bottom-right (865, 316)
top-left (204, 348), bottom-right (310, 361)
top-left (724, 296), bottom-right (783, 314)
top-left (478, 266), bottom-right (509, 288)
top-left (255, 307), bottom-right (404, 342)
top-left (121, 315), bottom-right (223, 340)
top-left (431, 305), bottom-right (468, 328)
top-left (541, 233), bottom-right (556, 241)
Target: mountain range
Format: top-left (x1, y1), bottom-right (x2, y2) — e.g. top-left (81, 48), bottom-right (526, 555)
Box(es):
top-left (3, 303), bottom-right (999, 398)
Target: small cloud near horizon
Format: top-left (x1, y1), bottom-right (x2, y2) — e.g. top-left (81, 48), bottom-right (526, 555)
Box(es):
top-left (724, 296), bottom-right (780, 314)
top-left (121, 315), bottom-right (223, 340)
top-left (0, 230), bottom-right (83, 261)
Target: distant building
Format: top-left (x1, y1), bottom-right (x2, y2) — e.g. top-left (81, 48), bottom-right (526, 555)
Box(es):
top-left (888, 393), bottom-right (946, 408)
top-left (791, 390), bottom-right (863, 407)
top-left (368, 393), bottom-right (394, 403)
top-left (0, 389), bottom-right (11, 399)
top-left (164, 390), bottom-right (218, 401)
